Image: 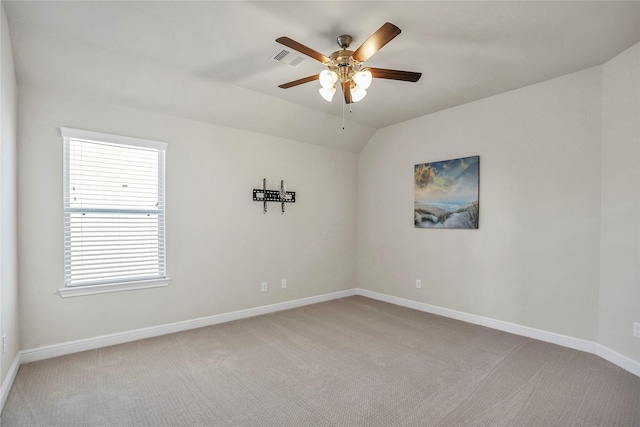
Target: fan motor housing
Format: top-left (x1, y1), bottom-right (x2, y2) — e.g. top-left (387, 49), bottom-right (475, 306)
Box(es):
top-left (328, 48), bottom-right (363, 82)
top-left (329, 49), bottom-right (354, 66)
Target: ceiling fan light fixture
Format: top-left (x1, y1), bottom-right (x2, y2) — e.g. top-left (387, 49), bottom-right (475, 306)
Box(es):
top-left (353, 69), bottom-right (372, 90)
top-left (351, 84), bottom-right (367, 103)
top-left (319, 70), bottom-right (338, 88)
top-left (277, 23), bottom-right (421, 109)
top-left (319, 86), bottom-right (336, 102)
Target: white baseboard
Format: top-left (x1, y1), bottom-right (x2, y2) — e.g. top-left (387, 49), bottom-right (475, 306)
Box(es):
top-left (1, 352), bottom-right (22, 411)
top-left (356, 288), bottom-right (640, 377)
top-left (356, 289), bottom-right (596, 353)
top-left (20, 288), bottom-right (357, 364)
top-left (596, 344), bottom-right (640, 377)
top-left (4, 287), bottom-right (638, 414)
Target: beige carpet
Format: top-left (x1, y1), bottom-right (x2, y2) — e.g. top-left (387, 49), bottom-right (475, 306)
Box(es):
top-left (2, 296), bottom-right (639, 426)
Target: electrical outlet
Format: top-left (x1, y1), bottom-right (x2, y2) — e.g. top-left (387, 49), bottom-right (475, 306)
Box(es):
top-left (281, 279), bottom-right (287, 289)
top-left (261, 282), bottom-right (268, 292)
top-left (634, 322), bottom-right (640, 339)
top-left (416, 279), bottom-right (422, 289)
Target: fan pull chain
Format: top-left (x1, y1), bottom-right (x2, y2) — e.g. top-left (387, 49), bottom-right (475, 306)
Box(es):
top-left (342, 95), bottom-right (345, 130)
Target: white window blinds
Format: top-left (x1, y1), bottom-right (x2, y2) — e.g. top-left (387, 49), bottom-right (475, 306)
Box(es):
top-left (62, 128), bottom-right (167, 288)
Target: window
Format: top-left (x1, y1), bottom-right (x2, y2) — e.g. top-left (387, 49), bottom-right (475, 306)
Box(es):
top-left (60, 128), bottom-right (169, 297)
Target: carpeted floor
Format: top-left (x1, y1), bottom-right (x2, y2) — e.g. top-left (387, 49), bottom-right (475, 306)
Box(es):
top-left (2, 296), bottom-right (639, 426)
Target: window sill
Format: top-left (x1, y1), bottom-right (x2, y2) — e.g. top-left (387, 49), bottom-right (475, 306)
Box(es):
top-left (58, 278), bottom-right (171, 298)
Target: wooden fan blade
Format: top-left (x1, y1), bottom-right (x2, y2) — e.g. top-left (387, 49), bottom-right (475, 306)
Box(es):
top-left (278, 74), bottom-right (320, 89)
top-left (351, 22), bottom-right (401, 63)
top-left (276, 37), bottom-right (332, 64)
top-left (368, 68), bottom-right (422, 82)
top-left (342, 81), bottom-right (352, 104)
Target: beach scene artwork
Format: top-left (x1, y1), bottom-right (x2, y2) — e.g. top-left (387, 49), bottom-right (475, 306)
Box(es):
top-left (414, 156), bottom-right (479, 229)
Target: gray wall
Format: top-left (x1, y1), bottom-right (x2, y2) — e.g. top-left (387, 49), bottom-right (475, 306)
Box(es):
top-left (17, 86), bottom-right (358, 349)
top-left (600, 43), bottom-right (640, 362)
top-left (0, 3), bottom-right (19, 387)
top-left (358, 44), bottom-right (640, 364)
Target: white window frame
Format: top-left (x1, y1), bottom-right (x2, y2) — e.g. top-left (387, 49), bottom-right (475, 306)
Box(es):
top-left (59, 127), bottom-right (170, 298)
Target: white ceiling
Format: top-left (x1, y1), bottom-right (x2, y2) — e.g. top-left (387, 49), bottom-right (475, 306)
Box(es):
top-left (4, 1), bottom-right (640, 152)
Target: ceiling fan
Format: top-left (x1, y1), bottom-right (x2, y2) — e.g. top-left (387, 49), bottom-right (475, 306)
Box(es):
top-left (276, 22), bottom-right (422, 104)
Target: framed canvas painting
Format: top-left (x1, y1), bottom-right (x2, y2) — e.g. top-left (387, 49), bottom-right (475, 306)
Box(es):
top-left (414, 156), bottom-right (479, 229)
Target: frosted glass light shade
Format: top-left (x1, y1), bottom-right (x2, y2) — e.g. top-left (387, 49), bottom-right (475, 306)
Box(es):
top-left (319, 70), bottom-right (338, 88)
top-left (319, 86), bottom-right (336, 102)
top-left (351, 84), bottom-right (367, 102)
top-left (353, 70), bottom-right (372, 90)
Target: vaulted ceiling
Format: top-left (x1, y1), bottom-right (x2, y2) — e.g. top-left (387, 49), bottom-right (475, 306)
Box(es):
top-left (4, 1), bottom-right (640, 152)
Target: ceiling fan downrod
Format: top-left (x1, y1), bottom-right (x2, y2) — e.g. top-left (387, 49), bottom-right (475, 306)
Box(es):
top-left (336, 35), bottom-right (352, 50)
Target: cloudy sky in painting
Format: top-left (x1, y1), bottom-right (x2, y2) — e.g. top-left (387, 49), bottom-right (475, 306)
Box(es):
top-left (415, 156), bottom-right (479, 202)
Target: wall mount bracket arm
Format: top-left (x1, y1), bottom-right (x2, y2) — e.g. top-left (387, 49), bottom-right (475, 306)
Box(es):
top-left (253, 179), bottom-right (296, 214)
